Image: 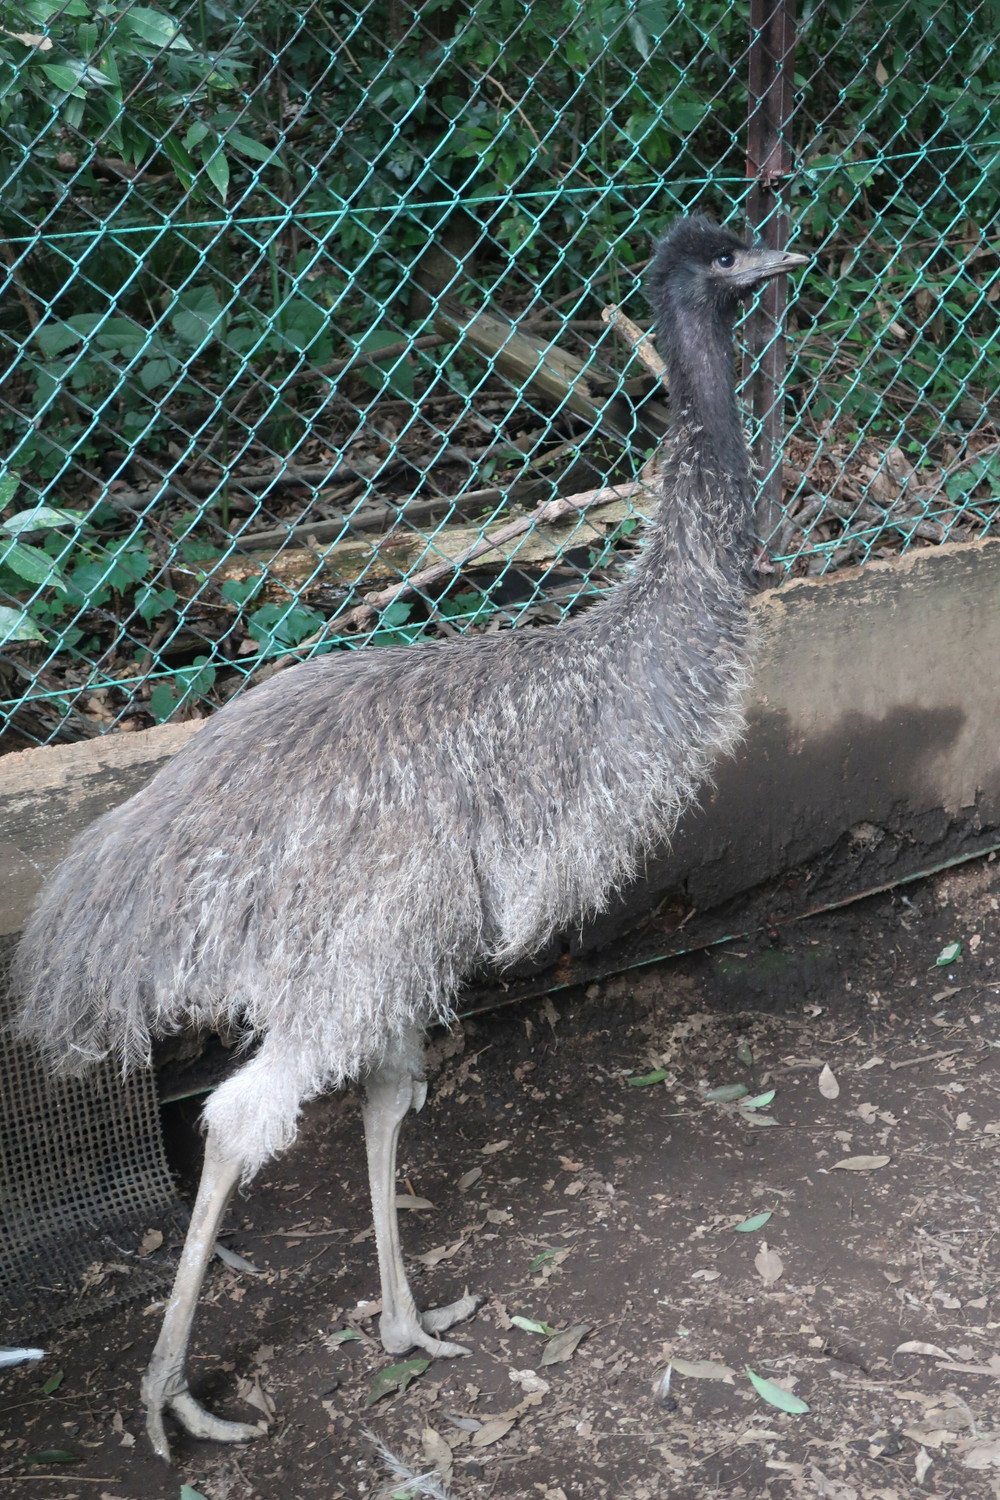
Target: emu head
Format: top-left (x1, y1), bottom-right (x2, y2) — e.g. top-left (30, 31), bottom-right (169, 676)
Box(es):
top-left (653, 215), bottom-right (809, 321)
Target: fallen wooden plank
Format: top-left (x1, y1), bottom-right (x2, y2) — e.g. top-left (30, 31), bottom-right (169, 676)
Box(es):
top-left (211, 486), bottom-right (647, 601)
top-left (433, 296), bottom-right (654, 444)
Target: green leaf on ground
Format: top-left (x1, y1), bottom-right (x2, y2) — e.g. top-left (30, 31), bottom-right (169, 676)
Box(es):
top-left (628, 1068), bottom-right (668, 1087)
top-left (734, 1211), bottom-right (773, 1232)
top-left (745, 1365), bottom-right (809, 1413)
top-left (739, 1090), bottom-right (776, 1110)
top-left (935, 942), bottom-right (961, 966)
top-left (705, 1083), bottom-right (749, 1102)
top-left (364, 1358), bottom-right (429, 1407)
top-left (326, 1328), bottom-right (362, 1344)
top-left (511, 1315), bottom-right (557, 1336)
top-left (529, 1248), bottom-right (564, 1270)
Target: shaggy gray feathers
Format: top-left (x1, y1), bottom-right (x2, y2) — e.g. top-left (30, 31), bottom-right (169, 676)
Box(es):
top-left (14, 216), bottom-right (757, 1176)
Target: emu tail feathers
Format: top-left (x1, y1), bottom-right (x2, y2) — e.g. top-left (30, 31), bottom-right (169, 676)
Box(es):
top-left (11, 801), bottom-right (163, 1073)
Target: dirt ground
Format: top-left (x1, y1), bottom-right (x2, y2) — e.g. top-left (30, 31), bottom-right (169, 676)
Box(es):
top-left (3, 852), bottom-right (1000, 1500)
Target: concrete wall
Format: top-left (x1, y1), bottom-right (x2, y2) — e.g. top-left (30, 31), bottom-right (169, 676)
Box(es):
top-left (4, 538), bottom-right (1000, 997)
top-left (550, 535), bottom-right (1000, 992)
top-left (1, 721), bottom-right (199, 938)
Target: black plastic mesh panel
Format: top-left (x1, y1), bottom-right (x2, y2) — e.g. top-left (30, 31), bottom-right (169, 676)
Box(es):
top-left (0, 946), bottom-right (183, 1339)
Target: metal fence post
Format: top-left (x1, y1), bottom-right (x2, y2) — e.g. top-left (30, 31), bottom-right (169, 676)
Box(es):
top-left (744, 0), bottom-right (798, 560)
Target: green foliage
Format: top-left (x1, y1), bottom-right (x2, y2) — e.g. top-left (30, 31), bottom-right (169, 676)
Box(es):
top-left (0, 469), bottom-right (165, 646)
top-left (0, 0), bottom-right (266, 202)
top-left (148, 655), bottom-right (216, 721)
top-left (2, 0), bottom-right (999, 736)
top-left (246, 600), bottom-right (325, 650)
top-left (0, 0), bottom-right (993, 480)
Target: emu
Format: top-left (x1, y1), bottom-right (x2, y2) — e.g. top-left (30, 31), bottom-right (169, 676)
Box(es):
top-left (13, 216), bottom-right (807, 1458)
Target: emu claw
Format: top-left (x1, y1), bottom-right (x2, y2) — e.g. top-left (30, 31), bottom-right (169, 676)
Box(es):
top-left (380, 1291), bottom-right (481, 1359)
top-left (421, 1291), bottom-right (480, 1336)
top-left (143, 1373), bottom-right (264, 1461)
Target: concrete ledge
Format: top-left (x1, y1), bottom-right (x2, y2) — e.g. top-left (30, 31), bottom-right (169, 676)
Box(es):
top-left (1, 721), bottom-right (200, 937)
top-left (3, 539), bottom-right (1000, 981)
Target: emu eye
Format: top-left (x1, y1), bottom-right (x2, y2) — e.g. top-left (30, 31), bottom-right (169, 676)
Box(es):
top-left (715, 252), bottom-right (736, 269)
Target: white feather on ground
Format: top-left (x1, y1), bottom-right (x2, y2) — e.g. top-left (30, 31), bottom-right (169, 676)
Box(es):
top-left (367, 1431), bottom-right (455, 1499)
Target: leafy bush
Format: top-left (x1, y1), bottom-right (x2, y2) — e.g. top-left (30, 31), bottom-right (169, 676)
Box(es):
top-left (2, 0), bottom-right (999, 733)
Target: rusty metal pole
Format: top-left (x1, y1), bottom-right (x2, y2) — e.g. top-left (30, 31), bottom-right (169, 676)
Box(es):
top-left (744, 0), bottom-right (798, 566)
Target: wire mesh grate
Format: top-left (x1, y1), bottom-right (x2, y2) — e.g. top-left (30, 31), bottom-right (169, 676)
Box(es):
top-left (0, 943), bottom-right (184, 1336)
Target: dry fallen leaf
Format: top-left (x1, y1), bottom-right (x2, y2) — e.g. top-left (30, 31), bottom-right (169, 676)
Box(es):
top-left (509, 1368), bottom-right (550, 1394)
top-left (2, 29), bottom-right (53, 47)
top-left (457, 1167), bottom-right (482, 1190)
top-left (831, 1154), bottom-right (891, 1172)
top-left (416, 1227), bottom-right (481, 1267)
top-left (481, 1140), bottom-right (511, 1156)
top-left (894, 1340), bottom-right (951, 1360)
top-left (669, 1357), bottom-right (736, 1384)
top-left (541, 1323), bottom-right (591, 1366)
top-left (931, 1358), bottom-right (1000, 1378)
top-left (963, 1440), bottom-right (1000, 1470)
top-left (754, 1242), bottom-right (784, 1286)
top-left (914, 1446), bottom-right (932, 1484)
top-left (395, 1195), bottom-right (434, 1210)
top-left (818, 1064), bottom-right (840, 1099)
top-left (903, 1426), bottom-right (950, 1450)
top-left (236, 1376), bottom-right (275, 1419)
top-left (421, 1426), bottom-right (453, 1485)
top-left (137, 1228), bottom-right (163, 1257)
top-left (444, 1415), bottom-right (481, 1433)
top-left (807, 1465), bottom-right (857, 1500)
top-left (470, 1416), bottom-right (516, 1448)
top-left (214, 1243), bottom-right (263, 1275)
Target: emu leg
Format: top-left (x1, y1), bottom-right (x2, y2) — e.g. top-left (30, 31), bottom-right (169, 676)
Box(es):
top-left (363, 1041), bottom-right (478, 1358)
top-left (142, 1131), bottom-right (262, 1460)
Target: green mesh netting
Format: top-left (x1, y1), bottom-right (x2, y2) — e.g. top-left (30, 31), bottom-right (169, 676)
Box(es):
top-left (0, 0), bottom-right (997, 747)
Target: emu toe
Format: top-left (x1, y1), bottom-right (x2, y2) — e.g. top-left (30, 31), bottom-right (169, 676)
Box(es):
top-left (380, 1290), bottom-right (481, 1359)
top-left (143, 1372), bottom-right (263, 1461)
top-left (421, 1290), bottom-right (481, 1336)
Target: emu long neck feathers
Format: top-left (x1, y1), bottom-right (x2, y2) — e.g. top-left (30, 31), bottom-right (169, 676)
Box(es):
top-left (610, 269), bottom-right (753, 626)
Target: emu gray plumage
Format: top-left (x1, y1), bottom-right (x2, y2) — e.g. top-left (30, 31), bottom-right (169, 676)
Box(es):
top-left (13, 216), bottom-right (807, 1459)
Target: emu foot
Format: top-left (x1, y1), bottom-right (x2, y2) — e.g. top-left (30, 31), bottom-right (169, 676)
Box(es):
top-left (142, 1368), bottom-right (264, 1461)
top-left (380, 1291), bottom-right (481, 1359)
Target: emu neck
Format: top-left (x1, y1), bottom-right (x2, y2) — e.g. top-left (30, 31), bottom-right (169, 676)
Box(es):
top-left (624, 296), bottom-right (753, 610)
top-left (665, 303), bottom-right (747, 473)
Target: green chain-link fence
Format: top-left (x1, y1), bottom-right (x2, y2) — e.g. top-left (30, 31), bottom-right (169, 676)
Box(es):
top-left (0, 0), bottom-right (997, 749)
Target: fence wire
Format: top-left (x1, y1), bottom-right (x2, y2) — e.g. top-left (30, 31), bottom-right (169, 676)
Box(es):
top-left (0, 0), bottom-right (997, 748)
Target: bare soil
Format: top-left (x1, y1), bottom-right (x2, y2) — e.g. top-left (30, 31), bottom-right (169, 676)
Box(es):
top-left (3, 853), bottom-right (1000, 1500)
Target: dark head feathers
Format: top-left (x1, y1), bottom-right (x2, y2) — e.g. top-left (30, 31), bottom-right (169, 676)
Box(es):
top-left (646, 213), bottom-right (804, 338)
top-left (652, 214), bottom-right (750, 272)
top-left (645, 214), bottom-right (752, 329)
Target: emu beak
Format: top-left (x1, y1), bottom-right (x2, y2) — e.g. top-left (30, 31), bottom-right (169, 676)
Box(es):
top-left (748, 246), bottom-right (810, 280)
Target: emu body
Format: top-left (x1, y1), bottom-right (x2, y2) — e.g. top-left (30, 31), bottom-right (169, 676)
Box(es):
top-left (13, 216), bottom-right (807, 1457)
